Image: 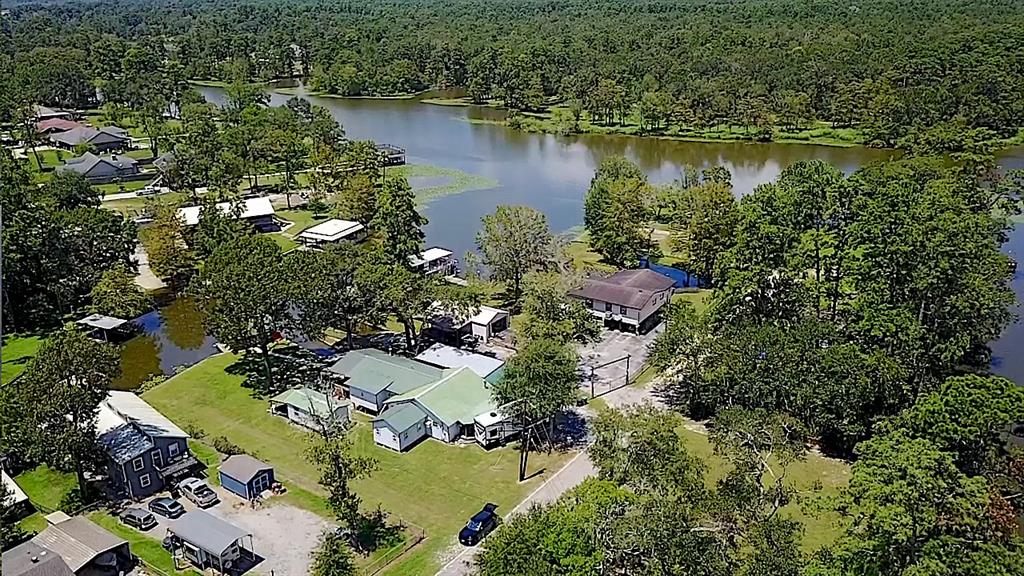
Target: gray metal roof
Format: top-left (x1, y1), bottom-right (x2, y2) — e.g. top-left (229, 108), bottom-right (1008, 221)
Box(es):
top-left (1, 541), bottom-right (74, 576)
top-left (374, 403), bottom-right (427, 433)
top-left (75, 313), bottom-right (129, 331)
top-left (32, 517), bottom-right (126, 572)
top-left (219, 454), bottom-right (272, 484)
top-left (169, 510), bottom-right (250, 556)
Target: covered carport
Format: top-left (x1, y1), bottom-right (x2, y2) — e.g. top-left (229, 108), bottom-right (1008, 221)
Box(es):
top-left (168, 510), bottom-right (256, 574)
top-left (32, 516), bottom-right (132, 575)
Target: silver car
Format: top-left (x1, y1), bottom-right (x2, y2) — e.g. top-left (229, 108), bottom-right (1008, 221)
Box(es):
top-left (179, 478), bottom-right (219, 507)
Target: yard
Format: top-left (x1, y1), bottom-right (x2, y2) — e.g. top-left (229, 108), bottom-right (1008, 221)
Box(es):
top-left (142, 352), bottom-right (575, 574)
top-left (2, 334), bottom-right (44, 381)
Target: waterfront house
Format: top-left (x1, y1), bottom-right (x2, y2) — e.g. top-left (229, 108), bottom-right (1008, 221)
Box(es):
top-left (569, 268), bottom-right (675, 333)
top-left (57, 153), bottom-right (140, 184)
top-left (409, 247), bottom-right (457, 276)
top-left (97, 391), bottom-right (197, 500)
top-left (49, 126), bottom-right (129, 152)
top-left (177, 198), bottom-right (277, 231)
top-left (269, 386), bottom-right (351, 431)
top-left (327, 349), bottom-right (444, 413)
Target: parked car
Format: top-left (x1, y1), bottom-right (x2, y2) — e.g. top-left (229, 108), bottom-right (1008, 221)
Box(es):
top-left (136, 185), bottom-right (161, 196)
top-left (148, 497), bottom-right (185, 519)
top-left (120, 508), bottom-right (157, 531)
top-left (458, 503), bottom-right (499, 546)
top-left (180, 478), bottom-right (219, 507)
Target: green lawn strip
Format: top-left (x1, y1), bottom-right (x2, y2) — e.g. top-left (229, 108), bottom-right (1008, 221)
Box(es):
top-left (89, 511), bottom-right (201, 575)
top-left (103, 191), bottom-right (186, 218)
top-left (142, 353), bottom-right (574, 573)
top-left (387, 164), bottom-right (498, 204)
top-left (269, 233), bottom-right (300, 252)
top-left (96, 178), bottom-right (155, 195)
top-left (124, 148), bottom-right (155, 160)
top-left (188, 439), bottom-right (222, 483)
top-left (18, 512), bottom-right (49, 534)
top-left (2, 334), bottom-right (45, 381)
top-left (564, 232), bottom-right (617, 273)
top-left (277, 208), bottom-right (331, 236)
top-left (14, 465), bottom-right (77, 511)
top-left (671, 289), bottom-right (711, 315)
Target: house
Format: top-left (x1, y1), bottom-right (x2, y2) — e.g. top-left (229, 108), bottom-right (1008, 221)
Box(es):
top-left (178, 198), bottom-right (277, 231)
top-left (427, 304), bottom-right (510, 344)
top-left (372, 366), bottom-right (514, 451)
top-left (57, 153), bottom-right (140, 184)
top-left (415, 343), bottom-right (505, 382)
top-left (33, 105), bottom-right (73, 121)
top-left (49, 126), bottom-right (129, 152)
top-left (3, 516), bottom-right (133, 576)
top-left (409, 247), bottom-right (457, 276)
top-left (167, 510), bottom-right (255, 574)
top-left (2, 469), bottom-right (30, 519)
top-left (327, 349), bottom-right (445, 413)
top-left (97, 391), bottom-right (197, 500)
top-left (296, 219), bottom-right (366, 247)
top-left (570, 268), bottom-right (675, 333)
top-left (218, 455), bottom-right (274, 501)
top-left (35, 118), bottom-right (82, 135)
top-left (269, 386), bottom-right (351, 431)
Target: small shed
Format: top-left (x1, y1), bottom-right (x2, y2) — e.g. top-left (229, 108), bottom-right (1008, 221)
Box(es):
top-left (168, 510), bottom-right (254, 574)
top-left (372, 404), bottom-right (428, 452)
top-left (218, 455), bottom-right (274, 500)
top-left (269, 387), bottom-right (350, 431)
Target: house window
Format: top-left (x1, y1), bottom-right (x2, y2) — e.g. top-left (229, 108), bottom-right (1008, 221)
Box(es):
top-left (604, 302), bottom-right (613, 312)
top-left (489, 429), bottom-right (498, 438)
top-left (151, 449), bottom-right (163, 468)
top-left (168, 443), bottom-right (180, 458)
top-left (584, 299), bottom-right (593, 308)
top-left (620, 305), bottom-right (627, 314)
top-left (132, 457), bottom-right (145, 471)
top-left (139, 473), bottom-right (152, 488)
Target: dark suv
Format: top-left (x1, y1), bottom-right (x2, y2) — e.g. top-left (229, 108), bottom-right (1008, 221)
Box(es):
top-left (120, 508), bottom-right (157, 530)
top-left (458, 503), bottom-right (499, 546)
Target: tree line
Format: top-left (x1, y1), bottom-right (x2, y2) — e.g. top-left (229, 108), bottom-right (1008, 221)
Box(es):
top-left (3, 0), bottom-right (1024, 147)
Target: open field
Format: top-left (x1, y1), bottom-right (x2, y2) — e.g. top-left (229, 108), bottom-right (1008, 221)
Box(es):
top-left (2, 334), bottom-right (44, 381)
top-left (142, 352), bottom-right (575, 574)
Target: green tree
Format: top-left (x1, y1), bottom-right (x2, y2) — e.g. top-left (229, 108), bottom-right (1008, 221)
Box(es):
top-left (190, 200), bottom-right (251, 260)
top-left (18, 327), bottom-right (120, 501)
top-left (0, 480), bottom-right (27, 548)
top-left (476, 205), bottom-right (556, 310)
top-left (336, 141), bottom-right (383, 225)
top-left (584, 156), bottom-right (651, 267)
top-left (141, 202), bottom-right (195, 286)
top-left (310, 530), bottom-right (357, 576)
top-left (669, 181), bottom-right (739, 286)
top-left (191, 235), bottom-right (290, 392)
top-left (286, 244), bottom-right (370, 350)
top-left (90, 264), bottom-right (151, 319)
top-left (38, 171), bottom-right (101, 211)
top-left (516, 271), bottom-right (600, 345)
top-left (370, 177), bottom-right (426, 265)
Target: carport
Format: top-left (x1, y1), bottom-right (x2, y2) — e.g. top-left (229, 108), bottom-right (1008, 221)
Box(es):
top-left (32, 516), bottom-right (132, 574)
top-left (168, 510), bottom-right (255, 574)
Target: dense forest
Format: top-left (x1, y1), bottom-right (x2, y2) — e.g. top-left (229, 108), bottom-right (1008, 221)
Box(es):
top-left (2, 0), bottom-right (1024, 146)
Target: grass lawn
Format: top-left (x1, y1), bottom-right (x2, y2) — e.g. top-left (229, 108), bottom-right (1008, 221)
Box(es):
top-left (672, 289), bottom-right (712, 315)
top-left (564, 233), bottom-right (617, 273)
top-left (96, 178), bottom-right (155, 196)
top-left (89, 511), bottom-right (200, 575)
top-left (269, 233), bottom-right (300, 252)
top-left (124, 148), bottom-right (155, 160)
top-left (14, 465), bottom-right (77, 510)
top-left (277, 208), bottom-right (331, 235)
top-left (18, 512), bottom-right (49, 534)
top-left (142, 353), bottom-right (575, 575)
top-left (2, 334), bottom-right (45, 381)
top-left (102, 191), bottom-right (186, 218)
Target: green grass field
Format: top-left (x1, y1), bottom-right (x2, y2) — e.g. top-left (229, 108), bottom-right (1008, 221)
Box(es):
top-left (142, 353), bottom-right (574, 574)
top-left (2, 334), bottom-right (45, 382)
top-left (672, 289), bottom-right (711, 315)
top-left (96, 178), bottom-right (155, 195)
top-left (14, 465), bottom-right (78, 511)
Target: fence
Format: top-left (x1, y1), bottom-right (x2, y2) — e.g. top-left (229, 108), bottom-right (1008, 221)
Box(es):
top-left (582, 354), bottom-right (633, 398)
top-left (358, 520), bottom-right (427, 576)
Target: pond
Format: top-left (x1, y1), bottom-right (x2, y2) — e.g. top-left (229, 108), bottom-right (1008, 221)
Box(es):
top-left (195, 85), bottom-right (1024, 384)
top-left (112, 297), bottom-right (220, 390)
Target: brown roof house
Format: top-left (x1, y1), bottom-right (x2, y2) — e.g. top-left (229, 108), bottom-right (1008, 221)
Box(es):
top-left (569, 268), bottom-right (675, 333)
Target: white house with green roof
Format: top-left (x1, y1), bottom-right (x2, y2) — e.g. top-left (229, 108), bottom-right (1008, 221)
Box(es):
top-left (269, 386), bottom-right (351, 431)
top-left (327, 349), bottom-right (445, 413)
top-left (372, 366), bottom-right (511, 451)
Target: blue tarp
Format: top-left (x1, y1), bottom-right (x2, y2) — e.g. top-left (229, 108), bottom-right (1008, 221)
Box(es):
top-left (639, 258), bottom-right (706, 288)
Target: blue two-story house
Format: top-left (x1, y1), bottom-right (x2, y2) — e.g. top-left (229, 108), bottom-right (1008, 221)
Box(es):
top-left (98, 391), bottom-right (198, 500)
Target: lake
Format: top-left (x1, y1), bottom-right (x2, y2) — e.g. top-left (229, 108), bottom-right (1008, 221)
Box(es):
top-left (195, 85), bottom-right (1023, 385)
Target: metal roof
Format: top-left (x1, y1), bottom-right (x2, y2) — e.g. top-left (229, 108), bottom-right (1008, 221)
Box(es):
top-left (1, 541), bottom-right (74, 576)
top-left (270, 387), bottom-right (350, 418)
top-left (177, 197), bottom-right (276, 226)
top-left (32, 517), bottom-right (126, 572)
top-left (570, 269), bottom-right (675, 309)
top-left (97, 391), bottom-right (187, 463)
top-left (219, 454), bottom-right (272, 484)
top-left (75, 313), bottom-right (129, 331)
top-left (297, 219), bottom-right (365, 243)
top-left (169, 510), bottom-right (250, 556)
top-left (409, 247), bottom-right (453, 267)
top-left (3, 469), bottom-right (28, 505)
top-left (374, 403), bottom-right (427, 433)
top-left (101, 391), bottom-right (188, 438)
top-left (327, 349), bottom-right (444, 396)
top-left (429, 304), bottom-right (509, 332)
top-left (385, 367), bottom-right (495, 427)
top-left (415, 343), bottom-right (504, 378)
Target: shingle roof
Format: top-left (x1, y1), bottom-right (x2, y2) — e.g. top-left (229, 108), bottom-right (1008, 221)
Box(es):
top-left (96, 391), bottom-right (187, 463)
top-left (169, 510), bottom-right (250, 556)
top-left (327, 349), bottom-right (444, 396)
top-left (374, 403), bottom-right (427, 433)
top-left (50, 126), bottom-right (127, 147)
top-left (59, 152), bottom-right (137, 175)
top-left (32, 517), bottom-right (126, 572)
top-left (385, 367), bottom-right (495, 427)
top-left (2, 541), bottom-right (74, 576)
top-left (98, 423), bottom-right (154, 464)
top-left (270, 387), bottom-right (350, 419)
top-left (219, 454), bottom-right (272, 484)
top-left (570, 269), bottom-right (675, 309)
top-left (35, 119), bottom-right (81, 133)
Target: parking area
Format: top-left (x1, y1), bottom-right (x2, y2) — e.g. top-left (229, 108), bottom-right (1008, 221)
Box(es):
top-left (578, 324), bottom-right (663, 397)
top-left (128, 483), bottom-right (332, 575)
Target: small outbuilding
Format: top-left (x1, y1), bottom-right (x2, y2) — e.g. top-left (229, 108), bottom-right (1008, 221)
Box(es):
top-left (167, 510), bottom-right (254, 574)
top-left (428, 304), bottom-right (510, 344)
top-left (372, 403), bottom-right (428, 452)
top-left (218, 455), bottom-right (274, 500)
top-left (32, 516), bottom-right (132, 575)
top-left (75, 313), bottom-right (133, 342)
top-left (296, 218), bottom-right (366, 247)
top-left (269, 386), bottom-right (351, 431)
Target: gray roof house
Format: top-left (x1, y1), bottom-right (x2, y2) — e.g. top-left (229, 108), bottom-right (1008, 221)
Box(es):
top-left (57, 152), bottom-right (139, 184)
top-left (49, 126), bottom-right (129, 152)
top-left (167, 510), bottom-right (255, 574)
top-left (569, 268), bottom-right (675, 333)
top-left (327, 349), bottom-right (444, 413)
top-left (2, 516), bottom-right (134, 576)
top-left (33, 105), bottom-right (73, 121)
top-left (2, 541), bottom-right (75, 576)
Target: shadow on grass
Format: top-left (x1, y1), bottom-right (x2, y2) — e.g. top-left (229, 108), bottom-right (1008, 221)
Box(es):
top-left (226, 345), bottom-right (331, 397)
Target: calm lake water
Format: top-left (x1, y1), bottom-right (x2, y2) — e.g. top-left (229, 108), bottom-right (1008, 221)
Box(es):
top-left (196, 85), bottom-right (1023, 385)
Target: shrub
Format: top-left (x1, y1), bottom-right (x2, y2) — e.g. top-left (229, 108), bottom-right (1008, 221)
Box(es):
top-left (183, 421), bottom-right (206, 439)
top-left (211, 436), bottom-right (244, 455)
